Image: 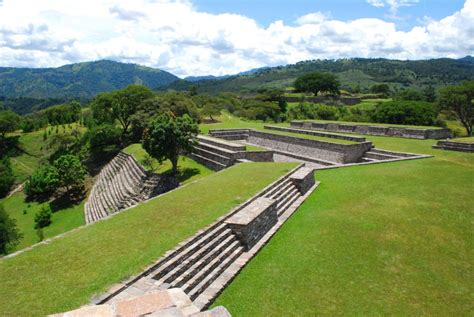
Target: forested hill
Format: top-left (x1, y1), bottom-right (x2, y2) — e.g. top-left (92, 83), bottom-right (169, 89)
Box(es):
top-left (0, 60), bottom-right (178, 99)
top-left (165, 57), bottom-right (474, 94)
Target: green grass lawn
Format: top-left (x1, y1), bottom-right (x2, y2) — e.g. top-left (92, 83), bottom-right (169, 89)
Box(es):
top-left (123, 144), bottom-right (213, 184)
top-left (0, 192), bottom-right (85, 251)
top-left (213, 134), bottom-right (473, 316)
top-left (451, 136), bottom-right (474, 143)
top-left (200, 113), bottom-right (355, 145)
top-left (0, 162), bottom-right (296, 317)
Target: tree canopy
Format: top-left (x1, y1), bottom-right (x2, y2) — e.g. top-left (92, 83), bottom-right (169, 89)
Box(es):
top-left (143, 112), bottom-right (199, 175)
top-left (440, 80), bottom-right (474, 136)
top-left (0, 204), bottom-right (22, 255)
top-left (294, 72), bottom-right (340, 96)
top-left (0, 110), bottom-right (20, 138)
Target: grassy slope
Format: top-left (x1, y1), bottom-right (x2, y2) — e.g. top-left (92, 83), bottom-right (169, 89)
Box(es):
top-left (0, 162), bottom-right (296, 316)
top-left (0, 192), bottom-right (85, 250)
top-left (213, 131), bottom-right (473, 315)
top-left (123, 143), bottom-right (213, 184)
top-left (451, 136), bottom-right (474, 143)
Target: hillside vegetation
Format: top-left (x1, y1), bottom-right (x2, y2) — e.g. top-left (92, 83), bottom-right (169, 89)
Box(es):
top-left (0, 60), bottom-right (178, 100)
top-left (167, 57), bottom-right (474, 94)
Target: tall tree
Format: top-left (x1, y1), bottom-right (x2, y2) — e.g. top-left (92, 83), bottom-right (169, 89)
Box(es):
top-left (53, 154), bottom-right (87, 193)
top-left (0, 110), bottom-right (20, 139)
top-left (143, 113), bottom-right (199, 175)
top-left (294, 72), bottom-right (340, 96)
top-left (0, 158), bottom-right (15, 198)
top-left (440, 81), bottom-right (474, 136)
top-left (0, 204), bottom-right (22, 255)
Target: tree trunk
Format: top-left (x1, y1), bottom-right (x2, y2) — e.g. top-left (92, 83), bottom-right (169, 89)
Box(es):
top-left (171, 155), bottom-right (179, 175)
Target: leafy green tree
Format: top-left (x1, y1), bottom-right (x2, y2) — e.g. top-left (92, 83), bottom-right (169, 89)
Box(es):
top-left (156, 92), bottom-right (201, 121)
top-left (423, 85), bottom-right (437, 102)
top-left (201, 103), bottom-right (221, 121)
top-left (372, 101), bottom-right (437, 126)
top-left (0, 110), bottom-right (20, 139)
top-left (294, 72), bottom-right (340, 96)
top-left (84, 124), bottom-right (122, 154)
top-left (24, 164), bottom-right (60, 198)
top-left (370, 84), bottom-right (390, 96)
top-left (143, 113), bottom-right (199, 175)
top-left (188, 85), bottom-right (198, 96)
top-left (34, 204), bottom-right (52, 230)
top-left (0, 204), bottom-right (22, 255)
top-left (53, 155), bottom-right (87, 193)
top-left (394, 89), bottom-right (425, 101)
top-left (91, 85), bottom-right (154, 137)
top-left (440, 80), bottom-right (474, 136)
top-left (0, 157), bottom-right (15, 198)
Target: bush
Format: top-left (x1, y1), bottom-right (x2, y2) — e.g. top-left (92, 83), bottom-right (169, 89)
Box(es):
top-left (288, 103), bottom-right (338, 121)
top-left (371, 101), bottom-right (437, 126)
top-left (85, 124), bottom-right (122, 154)
top-left (0, 157), bottom-right (15, 198)
top-left (0, 204), bottom-right (22, 254)
top-left (24, 164), bottom-right (60, 198)
top-left (34, 204), bottom-right (52, 230)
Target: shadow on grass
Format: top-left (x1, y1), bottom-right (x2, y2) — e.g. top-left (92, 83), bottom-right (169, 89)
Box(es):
top-left (49, 189), bottom-right (85, 212)
top-left (162, 167), bottom-right (201, 184)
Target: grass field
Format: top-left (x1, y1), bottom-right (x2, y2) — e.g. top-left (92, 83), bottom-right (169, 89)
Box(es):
top-left (0, 162), bottom-right (296, 316)
top-left (123, 143), bottom-right (213, 184)
top-left (212, 130), bottom-right (474, 315)
top-left (451, 136), bottom-right (474, 143)
top-left (0, 192), bottom-right (85, 251)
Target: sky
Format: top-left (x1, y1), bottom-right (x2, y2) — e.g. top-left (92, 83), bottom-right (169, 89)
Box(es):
top-left (0, 0), bottom-right (473, 77)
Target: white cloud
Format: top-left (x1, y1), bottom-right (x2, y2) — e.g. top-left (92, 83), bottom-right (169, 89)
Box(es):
top-left (0, 0), bottom-right (473, 77)
top-left (367, 0), bottom-right (420, 15)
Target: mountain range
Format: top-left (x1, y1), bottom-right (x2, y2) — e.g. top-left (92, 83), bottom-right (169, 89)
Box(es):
top-left (1, 57), bottom-right (473, 114)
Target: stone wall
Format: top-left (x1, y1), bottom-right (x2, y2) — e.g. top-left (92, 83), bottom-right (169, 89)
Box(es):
top-left (246, 130), bottom-right (372, 164)
top-left (235, 150), bottom-right (274, 162)
top-left (291, 120), bottom-right (452, 140)
top-left (225, 197), bottom-right (278, 251)
top-left (433, 140), bottom-right (474, 152)
top-left (264, 125), bottom-right (366, 142)
top-left (289, 167), bottom-right (315, 194)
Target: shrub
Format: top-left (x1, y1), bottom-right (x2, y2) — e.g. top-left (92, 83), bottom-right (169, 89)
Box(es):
top-left (0, 157), bottom-right (15, 198)
top-left (371, 101), bottom-right (437, 126)
top-left (34, 204), bottom-right (52, 230)
top-left (24, 164), bottom-right (60, 198)
top-left (0, 204), bottom-right (23, 254)
top-left (288, 103), bottom-right (338, 121)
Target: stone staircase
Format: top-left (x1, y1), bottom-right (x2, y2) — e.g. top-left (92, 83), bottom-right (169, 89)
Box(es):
top-left (98, 166), bottom-right (316, 310)
top-left (85, 152), bottom-right (178, 224)
top-left (433, 140), bottom-right (474, 152)
top-left (360, 148), bottom-right (418, 163)
top-left (189, 136), bottom-right (246, 171)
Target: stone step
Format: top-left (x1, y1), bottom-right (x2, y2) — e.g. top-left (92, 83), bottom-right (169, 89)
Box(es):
top-left (264, 178), bottom-right (291, 199)
top-left (363, 151), bottom-right (398, 160)
top-left (276, 186), bottom-right (299, 210)
top-left (168, 232), bottom-right (236, 287)
top-left (158, 229), bottom-right (233, 285)
top-left (192, 146), bottom-right (233, 165)
top-left (186, 243), bottom-right (244, 300)
top-left (277, 190), bottom-right (301, 216)
top-left (274, 182), bottom-right (297, 203)
top-left (369, 148), bottom-right (415, 157)
top-left (188, 153), bottom-right (227, 171)
top-left (197, 135), bottom-right (245, 152)
top-left (152, 223), bottom-right (228, 280)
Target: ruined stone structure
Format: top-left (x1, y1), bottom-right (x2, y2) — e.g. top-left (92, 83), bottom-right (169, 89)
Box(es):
top-left (95, 165), bottom-right (317, 310)
top-left (265, 125), bottom-right (367, 142)
top-left (291, 120), bottom-right (452, 140)
top-left (50, 288), bottom-right (230, 317)
top-left (84, 152), bottom-right (178, 224)
top-left (433, 140), bottom-right (474, 152)
top-left (189, 135), bottom-right (273, 171)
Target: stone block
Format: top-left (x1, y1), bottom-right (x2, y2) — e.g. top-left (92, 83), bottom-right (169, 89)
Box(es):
top-left (289, 167), bottom-right (315, 194)
top-left (192, 306), bottom-right (232, 317)
top-left (48, 305), bottom-right (113, 317)
top-left (225, 197), bottom-right (277, 251)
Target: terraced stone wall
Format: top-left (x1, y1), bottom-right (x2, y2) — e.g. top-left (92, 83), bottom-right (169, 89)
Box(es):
top-left (291, 121), bottom-right (452, 140)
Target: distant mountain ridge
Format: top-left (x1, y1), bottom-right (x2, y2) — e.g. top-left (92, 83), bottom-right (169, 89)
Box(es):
top-left (0, 60), bottom-right (178, 99)
top-left (166, 57), bottom-right (474, 94)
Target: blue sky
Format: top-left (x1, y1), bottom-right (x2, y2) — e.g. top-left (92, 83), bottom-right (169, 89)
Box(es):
top-left (0, 0), bottom-right (472, 76)
top-left (193, 0), bottom-right (466, 30)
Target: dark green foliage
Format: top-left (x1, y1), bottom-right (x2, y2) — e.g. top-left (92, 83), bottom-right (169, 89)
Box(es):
top-left (0, 204), bottom-right (22, 255)
top-left (53, 155), bottom-right (87, 192)
top-left (236, 99), bottom-right (282, 122)
top-left (370, 84), bottom-right (390, 96)
top-left (0, 60), bottom-right (178, 100)
top-left (0, 96), bottom-right (68, 115)
top-left (423, 85), bottom-right (437, 102)
top-left (0, 110), bottom-right (20, 138)
top-left (24, 164), bottom-right (60, 198)
top-left (201, 103), bottom-right (221, 121)
top-left (143, 113), bottom-right (199, 175)
top-left (371, 101), bottom-right (437, 126)
top-left (84, 124), bottom-right (122, 154)
top-left (41, 101), bottom-right (81, 125)
top-left (440, 80), bottom-right (474, 136)
top-left (34, 205), bottom-right (52, 230)
top-left (0, 158), bottom-right (15, 198)
top-left (288, 103), bottom-right (338, 121)
top-left (294, 72), bottom-right (340, 96)
top-left (394, 88), bottom-right (425, 101)
top-left (91, 85), bottom-right (154, 137)
top-left (155, 92), bottom-right (201, 121)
